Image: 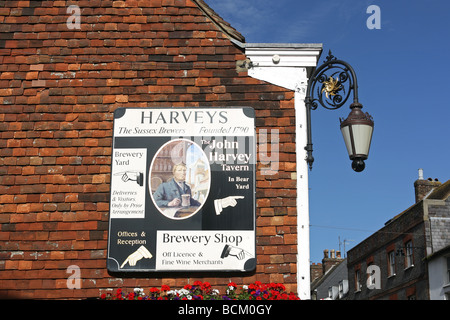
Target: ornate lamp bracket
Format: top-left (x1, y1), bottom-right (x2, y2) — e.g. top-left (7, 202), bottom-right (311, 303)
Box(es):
top-left (304, 51), bottom-right (369, 171)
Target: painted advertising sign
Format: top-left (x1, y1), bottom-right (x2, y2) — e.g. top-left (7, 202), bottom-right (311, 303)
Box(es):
top-left (107, 107), bottom-right (256, 273)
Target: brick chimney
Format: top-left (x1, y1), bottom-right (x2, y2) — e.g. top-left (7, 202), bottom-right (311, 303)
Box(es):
top-left (310, 263), bottom-right (323, 282)
top-left (310, 249), bottom-right (344, 283)
top-left (414, 169), bottom-right (441, 203)
top-left (322, 249), bottom-right (343, 274)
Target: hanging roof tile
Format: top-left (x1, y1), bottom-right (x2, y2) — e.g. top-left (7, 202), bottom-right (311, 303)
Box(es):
top-left (192, 0), bottom-right (245, 44)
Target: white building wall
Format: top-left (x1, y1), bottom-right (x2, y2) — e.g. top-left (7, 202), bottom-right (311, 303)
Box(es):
top-left (428, 255), bottom-right (450, 300)
top-left (245, 44), bottom-right (321, 299)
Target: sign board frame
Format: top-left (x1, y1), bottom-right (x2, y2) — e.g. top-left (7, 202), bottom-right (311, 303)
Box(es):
top-left (107, 107), bottom-right (256, 274)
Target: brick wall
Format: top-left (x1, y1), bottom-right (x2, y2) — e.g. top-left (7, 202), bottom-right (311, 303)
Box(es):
top-left (347, 200), bottom-right (430, 300)
top-left (0, 0), bottom-right (298, 299)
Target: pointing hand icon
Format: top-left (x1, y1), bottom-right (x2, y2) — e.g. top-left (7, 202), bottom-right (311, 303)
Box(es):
top-left (120, 245), bottom-right (152, 268)
top-left (114, 171), bottom-right (144, 186)
top-left (214, 196), bottom-right (245, 215)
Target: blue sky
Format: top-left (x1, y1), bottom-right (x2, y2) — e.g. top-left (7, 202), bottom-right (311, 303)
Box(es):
top-left (204, 0), bottom-right (450, 263)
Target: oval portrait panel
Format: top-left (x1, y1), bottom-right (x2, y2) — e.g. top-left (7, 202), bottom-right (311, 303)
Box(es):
top-left (149, 139), bottom-right (211, 220)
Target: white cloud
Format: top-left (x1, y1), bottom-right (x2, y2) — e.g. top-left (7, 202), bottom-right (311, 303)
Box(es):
top-left (203, 0), bottom-right (369, 43)
top-left (204, 0), bottom-right (280, 41)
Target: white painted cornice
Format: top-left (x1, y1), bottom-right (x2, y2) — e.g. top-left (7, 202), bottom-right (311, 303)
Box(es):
top-left (245, 43), bottom-right (322, 68)
top-left (245, 43), bottom-right (322, 93)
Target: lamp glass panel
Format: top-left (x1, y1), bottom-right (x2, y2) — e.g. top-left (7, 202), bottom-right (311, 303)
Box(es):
top-left (340, 126), bottom-right (353, 156)
top-left (340, 124), bottom-right (373, 158)
top-left (352, 124), bottom-right (373, 156)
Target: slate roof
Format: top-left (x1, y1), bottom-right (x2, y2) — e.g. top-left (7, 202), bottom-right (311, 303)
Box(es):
top-left (427, 179), bottom-right (450, 200)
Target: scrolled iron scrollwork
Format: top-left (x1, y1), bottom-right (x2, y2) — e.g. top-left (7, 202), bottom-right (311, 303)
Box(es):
top-left (308, 57), bottom-right (354, 111)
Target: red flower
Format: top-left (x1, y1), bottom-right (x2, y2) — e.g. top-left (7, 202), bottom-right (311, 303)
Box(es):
top-left (270, 290), bottom-right (279, 297)
top-left (201, 282), bottom-right (211, 292)
top-left (161, 285), bottom-right (170, 291)
top-left (201, 282), bottom-right (211, 288)
top-left (101, 281), bottom-right (299, 301)
top-left (289, 293), bottom-right (300, 300)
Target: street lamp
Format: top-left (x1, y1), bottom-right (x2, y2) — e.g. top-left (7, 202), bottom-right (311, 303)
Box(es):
top-left (305, 51), bottom-right (374, 172)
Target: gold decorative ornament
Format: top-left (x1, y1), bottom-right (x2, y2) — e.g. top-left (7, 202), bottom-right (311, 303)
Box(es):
top-left (321, 76), bottom-right (341, 98)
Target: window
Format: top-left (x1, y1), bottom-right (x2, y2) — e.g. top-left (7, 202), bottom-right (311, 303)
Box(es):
top-left (367, 263), bottom-right (375, 286)
top-left (406, 286), bottom-right (416, 300)
top-left (339, 280), bottom-right (348, 299)
top-left (328, 286), bottom-right (338, 300)
top-left (388, 250), bottom-right (396, 276)
top-left (405, 241), bottom-right (414, 268)
top-left (355, 269), bottom-right (361, 291)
